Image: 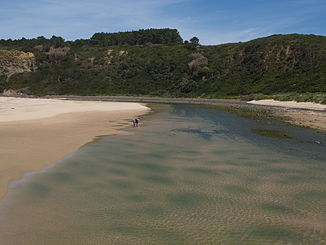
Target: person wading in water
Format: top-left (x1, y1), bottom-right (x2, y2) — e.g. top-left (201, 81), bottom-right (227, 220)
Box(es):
top-left (132, 119), bottom-right (140, 128)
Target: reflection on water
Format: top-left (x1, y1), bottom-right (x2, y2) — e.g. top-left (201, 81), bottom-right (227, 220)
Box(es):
top-left (0, 104), bottom-right (325, 245)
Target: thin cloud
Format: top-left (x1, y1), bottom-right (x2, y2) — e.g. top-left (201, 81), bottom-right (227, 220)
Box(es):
top-left (0, 0), bottom-right (193, 39)
top-left (0, 0), bottom-right (325, 44)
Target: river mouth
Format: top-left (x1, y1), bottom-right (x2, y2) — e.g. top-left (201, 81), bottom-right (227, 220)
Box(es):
top-left (0, 104), bottom-right (325, 245)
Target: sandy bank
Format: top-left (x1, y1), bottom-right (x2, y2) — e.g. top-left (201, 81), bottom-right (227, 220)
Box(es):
top-left (248, 99), bottom-right (326, 131)
top-left (280, 110), bottom-right (326, 131)
top-left (0, 97), bottom-right (150, 199)
top-left (0, 97), bottom-right (149, 122)
top-left (248, 99), bottom-right (326, 111)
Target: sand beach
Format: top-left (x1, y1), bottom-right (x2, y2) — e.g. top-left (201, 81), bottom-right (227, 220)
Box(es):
top-left (248, 99), bottom-right (326, 111)
top-left (248, 99), bottom-right (326, 131)
top-left (0, 97), bottom-right (150, 199)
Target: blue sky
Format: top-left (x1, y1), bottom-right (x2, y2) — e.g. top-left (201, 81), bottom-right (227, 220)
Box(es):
top-left (0, 0), bottom-right (325, 44)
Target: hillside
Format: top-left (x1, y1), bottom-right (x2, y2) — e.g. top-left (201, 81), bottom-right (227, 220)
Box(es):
top-left (0, 29), bottom-right (326, 101)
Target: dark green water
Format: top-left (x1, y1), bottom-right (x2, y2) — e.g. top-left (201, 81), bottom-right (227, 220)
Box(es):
top-left (0, 104), bottom-right (326, 245)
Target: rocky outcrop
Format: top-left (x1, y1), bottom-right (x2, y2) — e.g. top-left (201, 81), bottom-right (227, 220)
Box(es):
top-left (0, 50), bottom-right (37, 79)
top-left (1, 89), bottom-right (24, 96)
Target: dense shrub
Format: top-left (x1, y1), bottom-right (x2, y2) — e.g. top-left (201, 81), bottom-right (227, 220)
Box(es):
top-left (1, 32), bottom-right (326, 98)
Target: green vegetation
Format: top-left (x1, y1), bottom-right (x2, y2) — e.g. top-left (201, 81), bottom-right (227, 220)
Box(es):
top-left (251, 129), bottom-right (292, 139)
top-left (0, 35), bottom-right (66, 51)
top-left (89, 28), bottom-right (183, 46)
top-left (1, 29), bottom-right (326, 100)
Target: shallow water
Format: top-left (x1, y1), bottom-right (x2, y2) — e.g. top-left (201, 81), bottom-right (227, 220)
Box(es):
top-left (0, 104), bottom-right (325, 245)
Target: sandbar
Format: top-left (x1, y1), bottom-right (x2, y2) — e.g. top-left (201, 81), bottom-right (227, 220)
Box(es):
top-left (248, 99), bottom-right (326, 111)
top-left (0, 97), bottom-right (150, 199)
top-left (248, 99), bottom-right (326, 131)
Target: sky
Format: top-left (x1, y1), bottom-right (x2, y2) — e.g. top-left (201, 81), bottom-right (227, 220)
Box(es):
top-left (0, 0), bottom-right (325, 45)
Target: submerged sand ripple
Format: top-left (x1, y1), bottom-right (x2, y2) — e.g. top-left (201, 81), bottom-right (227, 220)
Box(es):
top-left (0, 104), bottom-right (325, 245)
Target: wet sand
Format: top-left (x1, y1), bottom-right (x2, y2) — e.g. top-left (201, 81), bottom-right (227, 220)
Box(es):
top-left (278, 109), bottom-right (326, 131)
top-left (0, 97), bottom-right (150, 199)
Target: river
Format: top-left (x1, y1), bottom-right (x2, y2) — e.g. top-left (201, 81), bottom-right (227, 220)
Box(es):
top-left (0, 104), bottom-right (325, 245)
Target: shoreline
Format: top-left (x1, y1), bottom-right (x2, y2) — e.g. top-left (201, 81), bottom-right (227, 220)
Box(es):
top-left (0, 97), bottom-right (150, 199)
top-left (247, 99), bottom-right (326, 131)
top-left (276, 108), bottom-right (326, 131)
top-left (247, 99), bottom-right (326, 111)
top-left (44, 95), bottom-right (326, 131)
top-left (2, 95), bottom-right (325, 131)
top-left (0, 96), bottom-right (324, 200)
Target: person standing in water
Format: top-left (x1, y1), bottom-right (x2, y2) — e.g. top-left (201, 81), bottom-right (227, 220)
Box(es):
top-left (131, 119), bottom-right (140, 128)
top-left (135, 118), bottom-right (139, 127)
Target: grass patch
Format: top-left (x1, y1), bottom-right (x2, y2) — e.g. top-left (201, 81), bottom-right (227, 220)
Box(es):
top-left (251, 128), bottom-right (292, 139)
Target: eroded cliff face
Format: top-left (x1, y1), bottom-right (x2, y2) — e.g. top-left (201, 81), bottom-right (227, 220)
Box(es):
top-left (0, 50), bottom-right (37, 79)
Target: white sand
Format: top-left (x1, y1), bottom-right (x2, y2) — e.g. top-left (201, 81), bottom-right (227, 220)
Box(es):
top-left (248, 99), bottom-right (326, 111)
top-left (0, 97), bottom-right (148, 122)
top-left (0, 97), bottom-right (150, 199)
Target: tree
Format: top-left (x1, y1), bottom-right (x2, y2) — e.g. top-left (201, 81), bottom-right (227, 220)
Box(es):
top-left (51, 35), bottom-right (65, 48)
top-left (190, 36), bottom-right (200, 46)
